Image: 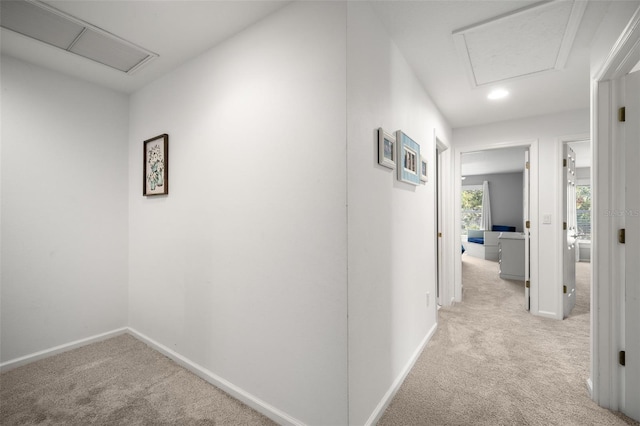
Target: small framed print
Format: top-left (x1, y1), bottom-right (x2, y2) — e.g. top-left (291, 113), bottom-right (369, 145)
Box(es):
top-left (420, 156), bottom-right (428, 183)
top-left (396, 130), bottom-right (421, 185)
top-left (378, 128), bottom-right (396, 169)
top-left (143, 134), bottom-right (169, 196)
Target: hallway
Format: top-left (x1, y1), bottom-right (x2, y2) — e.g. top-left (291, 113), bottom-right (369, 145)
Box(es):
top-left (379, 256), bottom-right (636, 425)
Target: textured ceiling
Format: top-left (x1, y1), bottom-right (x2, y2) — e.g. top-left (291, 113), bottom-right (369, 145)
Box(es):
top-left (0, 1), bottom-right (620, 128)
top-left (0, 1), bottom-right (291, 93)
top-left (371, 0), bottom-right (613, 128)
top-left (0, 0), bottom-right (158, 73)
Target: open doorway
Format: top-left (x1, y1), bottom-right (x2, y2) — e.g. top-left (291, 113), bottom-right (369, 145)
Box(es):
top-left (458, 145), bottom-right (530, 307)
top-left (454, 140), bottom-right (538, 308)
top-left (561, 139), bottom-right (591, 319)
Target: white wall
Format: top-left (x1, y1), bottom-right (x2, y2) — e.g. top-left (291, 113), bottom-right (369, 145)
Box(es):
top-left (453, 109), bottom-right (589, 319)
top-left (0, 56), bottom-right (129, 363)
top-left (128, 2), bottom-right (347, 425)
top-left (576, 167), bottom-right (591, 186)
top-left (347, 3), bottom-right (452, 424)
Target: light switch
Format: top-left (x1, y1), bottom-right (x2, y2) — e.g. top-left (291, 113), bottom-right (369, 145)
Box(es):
top-left (543, 214), bottom-right (552, 224)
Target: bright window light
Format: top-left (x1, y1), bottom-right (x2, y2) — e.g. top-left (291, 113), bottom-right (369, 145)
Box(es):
top-left (488, 89), bottom-right (509, 100)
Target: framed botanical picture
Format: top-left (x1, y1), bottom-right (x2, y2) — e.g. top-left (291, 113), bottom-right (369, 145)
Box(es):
top-left (420, 156), bottom-right (428, 183)
top-left (143, 134), bottom-right (169, 196)
top-left (396, 130), bottom-right (421, 185)
top-left (378, 128), bottom-right (396, 169)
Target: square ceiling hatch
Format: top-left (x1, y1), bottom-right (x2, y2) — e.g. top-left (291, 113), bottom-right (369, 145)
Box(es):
top-left (1, 0), bottom-right (158, 74)
top-left (453, 0), bottom-right (587, 88)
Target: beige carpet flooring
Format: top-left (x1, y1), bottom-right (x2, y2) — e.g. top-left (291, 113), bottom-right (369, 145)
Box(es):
top-left (2, 257), bottom-right (638, 425)
top-left (0, 334), bottom-right (276, 425)
top-left (379, 255), bottom-right (638, 426)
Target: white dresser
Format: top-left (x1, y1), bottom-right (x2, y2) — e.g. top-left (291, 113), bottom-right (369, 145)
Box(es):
top-left (498, 233), bottom-right (525, 281)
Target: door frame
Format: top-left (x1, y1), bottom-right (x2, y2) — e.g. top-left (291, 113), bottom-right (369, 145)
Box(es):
top-left (557, 134), bottom-right (590, 320)
top-left (453, 139), bottom-right (539, 311)
top-left (435, 131), bottom-right (453, 306)
top-left (591, 5), bottom-right (640, 409)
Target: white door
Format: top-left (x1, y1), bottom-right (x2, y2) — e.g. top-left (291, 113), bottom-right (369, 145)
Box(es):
top-left (436, 146), bottom-right (443, 305)
top-left (436, 138), bottom-right (449, 306)
top-left (623, 68), bottom-right (640, 421)
top-left (563, 145), bottom-right (577, 318)
top-left (524, 149), bottom-right (530, 310)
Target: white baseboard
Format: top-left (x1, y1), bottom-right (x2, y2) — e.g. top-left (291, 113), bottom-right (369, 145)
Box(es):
top-left (1, 325), bottom-right (442, 426)
top-left (0, 327), bottom-right (128, 372)
top-left (364, 322), bottom-right (439, 426)
top-left (126, 328), bottom-right (305, 426)
top-left (537, 310), bottom-right (562, 320)
top-left (2, 327), bottom-right (303, 425)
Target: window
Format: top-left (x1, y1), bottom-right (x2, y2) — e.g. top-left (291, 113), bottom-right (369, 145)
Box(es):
top-left (576, 185), bottom-right (591, 239)
top-left (461, 185), bottom-right (483, 235)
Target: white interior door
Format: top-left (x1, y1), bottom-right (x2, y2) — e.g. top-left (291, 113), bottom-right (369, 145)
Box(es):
top-left (524, 149), bottom-right (530, 310)
top-left (436, 146), bottom-right (443, 305)
top-left (436, 137), bottom-right (449, 306)
top-left (563, 145), bottom-right (577, 318)
top-left (623, 68), bottom-right (640, 421)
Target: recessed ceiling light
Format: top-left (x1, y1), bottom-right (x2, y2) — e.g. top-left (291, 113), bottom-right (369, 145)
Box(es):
top-left (488, 89), bottom-right (509, 100)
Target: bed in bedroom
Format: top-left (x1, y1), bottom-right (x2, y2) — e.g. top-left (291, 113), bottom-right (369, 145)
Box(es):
top-left (463, 225), bottom-right (517, 261)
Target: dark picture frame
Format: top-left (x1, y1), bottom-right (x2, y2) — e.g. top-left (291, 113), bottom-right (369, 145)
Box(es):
top-left (143, 134), bottom-right (169, 196)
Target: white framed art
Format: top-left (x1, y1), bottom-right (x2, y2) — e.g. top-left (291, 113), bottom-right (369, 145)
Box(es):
top-left (420, 156), bottom-right (428, 183)
top-left (378, 128), bottom-right (396, 169)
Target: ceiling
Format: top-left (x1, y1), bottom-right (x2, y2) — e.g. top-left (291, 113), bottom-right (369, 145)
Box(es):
top-left (370, 0), bottom-right (613, 128)
top-left (0, 1), bottom-right (618, 128)
top-left (0, 1), bottom-right (291, 94)
top-left (461, 146), bottom-right (529, 176)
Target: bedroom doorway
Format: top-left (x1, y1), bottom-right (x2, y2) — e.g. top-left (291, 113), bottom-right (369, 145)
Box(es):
top-left (560, 138), bottom-right (590, 319)
top-left (455, 142), bottom-right (536, 309)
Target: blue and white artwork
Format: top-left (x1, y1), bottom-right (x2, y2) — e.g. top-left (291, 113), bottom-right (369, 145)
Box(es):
top-left (396, 131), bottom-right (421, 185)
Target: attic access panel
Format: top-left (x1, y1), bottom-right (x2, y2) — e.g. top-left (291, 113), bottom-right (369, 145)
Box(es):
top-left (452, 0), bottom-right (587, 88)
top-left (0, 0), bottom-right (157, 74)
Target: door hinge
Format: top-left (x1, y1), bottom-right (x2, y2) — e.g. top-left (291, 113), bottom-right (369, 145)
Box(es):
top-left (438, 232), bottom-right (442, 238)
top-left (525, 220), bottom-right (530, 229)
top-left (525, 281), bottom-right (530, 288)
top-left (620, 350), bottom-right (626, 366)
top-left (619, 229), bottom-right (626, 244)
top-left (525, 161), bottom-right (530, 170)
top-left (619, 107), bottom-right (626, 122)
top-left (563, 158), bottom-right (567, 167)
top-left (563, 285), bottom-right (567, 294)
top-left (563, 222), bottom-right (567, 230)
